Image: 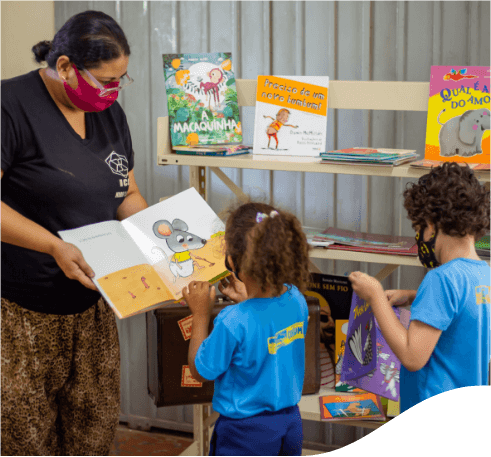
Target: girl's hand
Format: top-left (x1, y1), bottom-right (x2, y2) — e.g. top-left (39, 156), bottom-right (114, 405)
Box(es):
top-left (348, 271), bottom-right (384, 303)
top-left (386, 289), bottom-right (417, 307)
top-left (218, 273), bottom-right (248, 303)
top-left (50, 241), bottom-right (98, 291)
top-left (182, 281), bottom-right (216, 317)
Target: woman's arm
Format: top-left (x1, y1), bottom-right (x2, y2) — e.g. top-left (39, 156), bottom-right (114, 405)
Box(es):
top-left (116, 169), bottom-right (148, 220)
top-left (1, 169), bottom-right (97, 290)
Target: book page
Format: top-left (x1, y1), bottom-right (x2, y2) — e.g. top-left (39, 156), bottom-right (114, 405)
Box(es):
top-left (59, 221), bottom-right (174, 318)
top-left (122, 188), bottom-right (228, 300)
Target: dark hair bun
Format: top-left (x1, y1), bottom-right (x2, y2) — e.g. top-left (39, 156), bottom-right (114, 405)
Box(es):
top-left (32, 40), bottom-right (52, 63)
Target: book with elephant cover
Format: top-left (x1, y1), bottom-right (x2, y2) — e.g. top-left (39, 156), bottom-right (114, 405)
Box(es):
top-left (424, 66), bottom-right (490, 164)
top-left (319, 393), bottom-right (386, 421)
top-left (253, 75), bottom-right (329, 157)
top-left (162, 52), bottom-right (242, 146)
top-left (58, 188), bottom-right (228, 319)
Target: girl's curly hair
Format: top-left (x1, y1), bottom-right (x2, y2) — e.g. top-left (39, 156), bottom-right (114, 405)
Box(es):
top-left (225, 201), bottom-right (311, 296)
top-left (403, 162), bottom-right (490, 239)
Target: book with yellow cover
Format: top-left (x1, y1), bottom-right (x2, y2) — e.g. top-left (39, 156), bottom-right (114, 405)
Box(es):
top-left (424, 66), bottom-right (490, 164)
top-left (59, 188), bottom-right (228, 319)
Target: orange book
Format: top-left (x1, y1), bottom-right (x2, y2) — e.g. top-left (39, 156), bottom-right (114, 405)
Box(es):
top-left (319, 393), bottom-right (386, 421)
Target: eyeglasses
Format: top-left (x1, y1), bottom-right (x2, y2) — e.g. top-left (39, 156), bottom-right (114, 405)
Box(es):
top-left (82, 67), bottom-right (134, 97)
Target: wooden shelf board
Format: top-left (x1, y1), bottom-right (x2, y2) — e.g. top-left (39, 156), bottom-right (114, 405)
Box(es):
top-left (158, 152), bottom-right (490, 184)
top-left (309, 248), bottom-right (421, 266)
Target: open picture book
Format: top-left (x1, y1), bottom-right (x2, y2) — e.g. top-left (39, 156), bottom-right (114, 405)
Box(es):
top-left (59, 188), bottom-right (228, 319)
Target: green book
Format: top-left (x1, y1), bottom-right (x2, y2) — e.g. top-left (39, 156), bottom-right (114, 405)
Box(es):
top-left (475, 235), bottom-right (490, 250)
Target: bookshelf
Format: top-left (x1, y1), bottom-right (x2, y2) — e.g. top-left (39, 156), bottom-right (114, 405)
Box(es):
top-left (157, 79), bottom-right (490, 456)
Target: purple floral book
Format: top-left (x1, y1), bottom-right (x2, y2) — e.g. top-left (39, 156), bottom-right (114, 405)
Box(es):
top-left (346, 308), bottom-right (411, 401)
top-left (340, 292), bottom-right (377, 381)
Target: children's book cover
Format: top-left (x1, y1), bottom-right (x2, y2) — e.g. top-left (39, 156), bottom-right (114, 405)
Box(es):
top-left (334, 320), bottom-right (365, 393)
top-left (59, 188), bottom-right (228, 319)
top-left (253, 75), bottom-right (329, 157)
top-left (319, 393), bottom-right (386, 421)
top-left (341, 292), bottom-right (377, 381)
top-left (346, 308), bottom-right (411, 400)
top-left (424, 66), bottom-right (490, 164)
top-left (162, 52), bottom-right (242, 146)
top-left (306, 273), bottom-right (353, 386)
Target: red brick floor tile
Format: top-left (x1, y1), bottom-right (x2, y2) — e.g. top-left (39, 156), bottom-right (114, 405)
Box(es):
top-left (109, 425), bottom-right (194, 456)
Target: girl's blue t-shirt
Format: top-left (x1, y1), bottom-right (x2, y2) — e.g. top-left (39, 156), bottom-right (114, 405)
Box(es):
top-left (401, 258), bottom-right (490, 413)
top-left (195, 285), bottom-right (309, 419)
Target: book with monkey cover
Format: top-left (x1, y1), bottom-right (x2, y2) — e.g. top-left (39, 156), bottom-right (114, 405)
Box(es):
top-left (424, 66), bottom-right (490, 164)
top-left (162, 52), bottom-right (242, 147)
top-left (58, 188), bottom-right (228, 319)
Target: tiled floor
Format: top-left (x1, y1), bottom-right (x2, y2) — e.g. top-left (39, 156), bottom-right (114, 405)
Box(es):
top-left (109, 425), bottom-right (194, 456)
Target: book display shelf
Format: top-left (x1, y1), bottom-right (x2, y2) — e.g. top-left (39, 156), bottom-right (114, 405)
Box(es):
top-left (157, 79), bottom-right (490, 456)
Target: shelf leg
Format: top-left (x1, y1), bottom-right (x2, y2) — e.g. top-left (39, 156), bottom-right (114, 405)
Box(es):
top-left (374, 264), bottom-right (400, 282)
top-left (190, 166), bottom-right (207, 201)
top-left (209, 166), bottom-right (249, 203)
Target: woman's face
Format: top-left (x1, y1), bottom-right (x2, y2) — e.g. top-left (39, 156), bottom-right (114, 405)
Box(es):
top-left (80, 54), bottom-right (129, 89)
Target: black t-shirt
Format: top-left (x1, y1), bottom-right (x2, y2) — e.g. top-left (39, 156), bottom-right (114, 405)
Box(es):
top-left (1, 70), bottom-right (135, 314)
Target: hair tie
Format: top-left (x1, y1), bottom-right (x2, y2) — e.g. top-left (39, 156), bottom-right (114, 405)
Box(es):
top-left (256, 210), bottom-right (279, 223)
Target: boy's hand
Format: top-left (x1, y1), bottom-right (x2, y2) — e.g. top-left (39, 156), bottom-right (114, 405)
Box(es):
top-left (218, 273), bottom-right (248, 303)
top-left (348, 271), bottom-right (385, 303)
top-left (386, 289), bottom-right (417, 307)
top-left (182, 281), bottom-right (216, 317)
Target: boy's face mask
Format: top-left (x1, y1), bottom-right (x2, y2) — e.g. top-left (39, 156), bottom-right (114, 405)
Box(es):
top-left (415, 228), bottom-right (441, 268)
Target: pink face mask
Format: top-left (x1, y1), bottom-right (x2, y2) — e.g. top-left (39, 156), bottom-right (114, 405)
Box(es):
top-left (63, 65), bottom-right (119, 112)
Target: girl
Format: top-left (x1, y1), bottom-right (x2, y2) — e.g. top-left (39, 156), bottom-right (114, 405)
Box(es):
top-left (349, 162), bottom-right (490, 413)
top-left (182, 202), bottom-right (311, 456)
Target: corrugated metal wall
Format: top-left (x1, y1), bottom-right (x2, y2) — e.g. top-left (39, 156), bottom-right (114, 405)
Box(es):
top-left (55, 0), bottom-right (490, 448)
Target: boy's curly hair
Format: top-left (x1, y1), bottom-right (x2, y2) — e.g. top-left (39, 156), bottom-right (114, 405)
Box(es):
top-left (403, 162), bottom-right (490, 239)
top-left (225, 201), bottom-right (311, 296)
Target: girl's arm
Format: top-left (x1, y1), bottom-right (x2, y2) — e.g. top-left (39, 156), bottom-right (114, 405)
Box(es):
top-left (183, 281), bottom-right (217, 382)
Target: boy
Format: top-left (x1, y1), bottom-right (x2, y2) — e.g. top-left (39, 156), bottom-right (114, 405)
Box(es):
top-left (349, 162), bottom-right (490, 412)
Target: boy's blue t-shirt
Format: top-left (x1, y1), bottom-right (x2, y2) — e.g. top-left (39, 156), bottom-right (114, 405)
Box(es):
top-left (195, 285), bottom-right (309, 419)
top-left (401, 258), bottom-right (490, 413)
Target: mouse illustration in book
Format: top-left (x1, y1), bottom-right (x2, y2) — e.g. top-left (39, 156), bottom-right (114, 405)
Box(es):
top-left (152, 219), bottom-right (213, 282)
top-left (438, 108), bottom-right (490, 157)
top-left (264, 109), bottom-right (298, 149)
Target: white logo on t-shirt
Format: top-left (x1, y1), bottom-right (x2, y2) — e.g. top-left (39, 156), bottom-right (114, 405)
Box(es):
top-left (105, 151), bottom-right (128, 178)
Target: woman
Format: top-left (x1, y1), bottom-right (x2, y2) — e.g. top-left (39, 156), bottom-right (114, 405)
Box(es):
top-left (1, 11), bottom-right (148, 455)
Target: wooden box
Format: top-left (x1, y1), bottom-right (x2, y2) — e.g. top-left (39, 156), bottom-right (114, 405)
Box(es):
top-left (147, 296), bottom-right (320, 408)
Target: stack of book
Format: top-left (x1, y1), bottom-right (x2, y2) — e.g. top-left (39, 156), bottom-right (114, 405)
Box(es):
top-left (312, 228), bottom-right (418, 256)
top-left (302, 227), bottom-right (335, 247)
top-left (410, 160), bottom-right (490, 171)
top-left (320, 148), bottom-right (418, 167)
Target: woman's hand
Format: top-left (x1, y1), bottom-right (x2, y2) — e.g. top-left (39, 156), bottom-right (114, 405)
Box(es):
top-left (218, 273), bottom-right (248, 303)
top-left (385, 289), bottom-right (417, 307)
top-left (182, 281), bottom-right (216, 317)
top-left (50, 240), bottom-right (98, 291)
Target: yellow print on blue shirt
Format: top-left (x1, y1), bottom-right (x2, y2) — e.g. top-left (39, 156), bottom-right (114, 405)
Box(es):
top-left (268, 322), bottom-right (305, 355)
top-left (475, 285), bottom-right (490, 305)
